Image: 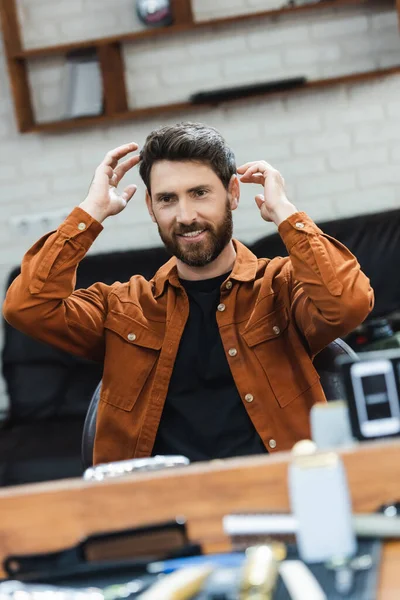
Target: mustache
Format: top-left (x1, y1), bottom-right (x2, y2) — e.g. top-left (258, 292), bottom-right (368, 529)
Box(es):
top-left (174, 223), bottom-right (209, 235)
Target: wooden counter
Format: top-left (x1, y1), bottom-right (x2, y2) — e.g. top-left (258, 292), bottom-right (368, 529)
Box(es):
top-left (0, 440), bottom-right (399, 597)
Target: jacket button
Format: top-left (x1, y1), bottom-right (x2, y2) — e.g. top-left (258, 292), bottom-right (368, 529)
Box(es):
top-left (127, 333), bottom-right (136, 341)
top-left (225, 281), bottom-right (233, 290)
top-left (217, 303), bottom-right (226, 312)
top-left (295, 222), bottom-right (305, 229)
top-left (269, 439), bottom-right (277, 449)
top-left (245, 393), bottom-right (254, 403)
top-left (228, 348), bottom-right (237, 357)
top-left (77, 222), bottom-right (86, 231)
top-left (273, 326), bottom-right (280, 335)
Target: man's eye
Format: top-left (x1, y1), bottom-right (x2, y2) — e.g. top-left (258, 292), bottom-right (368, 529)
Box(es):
top-left (160, 196), bottom-right (173, 203)
top-left (196, 189), bottom-right (207, 197)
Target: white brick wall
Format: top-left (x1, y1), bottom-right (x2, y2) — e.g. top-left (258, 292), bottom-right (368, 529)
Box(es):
top-left (0, 0), bottom-right (400, 412)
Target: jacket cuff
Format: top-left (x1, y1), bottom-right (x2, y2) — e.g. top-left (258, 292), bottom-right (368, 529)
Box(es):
top-left (58, 207), bottom-right (104, 247)
top-left (278, 212), bottom-right (323, 251)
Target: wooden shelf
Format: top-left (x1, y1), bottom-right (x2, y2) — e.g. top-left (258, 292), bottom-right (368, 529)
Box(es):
top-left (12, 0), bottom-right (389, 60)
top-left (0, 0), bottom-right (398, 133)
top-left (29, 65), bottom-right (400, 134)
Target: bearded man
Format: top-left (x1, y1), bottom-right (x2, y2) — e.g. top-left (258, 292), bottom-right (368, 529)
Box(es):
top-left (3, 123), bottom-right (373, 465)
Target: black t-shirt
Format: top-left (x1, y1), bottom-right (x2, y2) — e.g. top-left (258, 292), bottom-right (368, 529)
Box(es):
top-left (152, 272), bottom-right (267, 461)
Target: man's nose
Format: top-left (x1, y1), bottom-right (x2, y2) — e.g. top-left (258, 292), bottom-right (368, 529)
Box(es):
top-left (176, 200), bottom-right (196, 225)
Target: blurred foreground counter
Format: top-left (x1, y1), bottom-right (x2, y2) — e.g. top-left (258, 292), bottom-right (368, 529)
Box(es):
top-left (0, 439), bottom-right (399, 598)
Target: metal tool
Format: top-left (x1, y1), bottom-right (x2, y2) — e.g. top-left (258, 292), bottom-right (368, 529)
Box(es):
top-left (239, 543), bottom-right (286, 600)
top-left (325, 554), bottom-right (373, 596)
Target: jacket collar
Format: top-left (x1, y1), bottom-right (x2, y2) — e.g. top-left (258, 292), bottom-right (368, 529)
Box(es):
top-left (152, 239), bottom-right (258, 299)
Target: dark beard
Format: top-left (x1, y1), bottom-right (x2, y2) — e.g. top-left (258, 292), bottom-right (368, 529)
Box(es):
top-left (157, 200), bottom-right (233, 267)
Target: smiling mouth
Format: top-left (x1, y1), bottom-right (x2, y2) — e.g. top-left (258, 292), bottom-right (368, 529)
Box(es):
top-left (177, 229), bottom-right (206, 241)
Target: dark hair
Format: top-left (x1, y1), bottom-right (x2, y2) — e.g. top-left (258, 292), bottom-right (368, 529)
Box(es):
top-left (139, 122), bottom-right (236, 193)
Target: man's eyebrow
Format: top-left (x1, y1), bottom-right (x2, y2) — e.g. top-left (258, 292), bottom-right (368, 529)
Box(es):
top-left (187, 184), bottom-right (212, 193)
top-left (154, 184), bottom-right (212, 200)
top-left (154, 191), bottom-right (177, 201)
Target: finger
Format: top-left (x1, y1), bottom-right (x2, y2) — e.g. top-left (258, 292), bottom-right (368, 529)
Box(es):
top-left (255, 194), bottom-right (272, 221)
top-left (103, 166), bottom-right (114, 179)
top-left (237, 160), bottom-right (270, 174)
top-left (240, 162), bottom-right (269, 182)
top-left (255, 194), bottom-right (265, 210)
top-left (113, 154), bottom-right (141, 184)
top-left (241, 162), bottom-right (267, 176)
top-left (121, 184), bottom-right (138, 203)
top-left (237, 161), bottom-right (258, 173)
top-left (93, 165), bottom-right (115, 186)
top-left (102, 142), bottom-right (139, 169)
top-left (241, 172), bottom-right (265, 184)
top-left (238, 160), bottom-right (276, 175)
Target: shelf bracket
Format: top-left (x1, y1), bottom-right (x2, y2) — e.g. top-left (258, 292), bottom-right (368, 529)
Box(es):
top-left (171, 0), bottom-right (194, 26)
top-left (0, 0), bottom-right (34, 132)
top-left (97, 43), bottom-right (128, 115)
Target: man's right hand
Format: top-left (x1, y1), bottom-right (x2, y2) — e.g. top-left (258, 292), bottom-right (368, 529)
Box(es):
top-left (79, 142), bottom-right (140, 223)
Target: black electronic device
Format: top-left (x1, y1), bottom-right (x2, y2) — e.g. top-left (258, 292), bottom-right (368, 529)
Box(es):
top-left (190, 77), bottom-right (307, 104)
top-left (3, 518), bottom-right (200, 583)
top-left (338, 349), bottom-right (400, 441)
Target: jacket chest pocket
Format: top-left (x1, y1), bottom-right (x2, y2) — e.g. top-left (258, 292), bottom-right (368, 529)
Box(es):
top-left (102, 311), bottom-right (164, 411)
top-left (242, 305), bottom-right (318, 408)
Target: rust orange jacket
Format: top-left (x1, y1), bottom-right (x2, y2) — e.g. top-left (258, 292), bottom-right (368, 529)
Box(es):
top-left (3, 207), bottom-right (374, 464)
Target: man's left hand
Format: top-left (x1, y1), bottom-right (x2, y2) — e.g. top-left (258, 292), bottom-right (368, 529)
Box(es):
top-left (237, 160), bottom-right (298, 226)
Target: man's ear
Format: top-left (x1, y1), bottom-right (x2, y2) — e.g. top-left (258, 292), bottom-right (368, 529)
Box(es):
top-left (228, 174), bottom-right (240, 211)
top-left (145, 190), bottom-right (156, 223)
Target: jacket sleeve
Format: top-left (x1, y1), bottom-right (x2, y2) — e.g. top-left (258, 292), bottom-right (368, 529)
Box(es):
top-left (2, 207), bottom-right (112, 363)
top-left (278, 212), bottom-right (374, 356)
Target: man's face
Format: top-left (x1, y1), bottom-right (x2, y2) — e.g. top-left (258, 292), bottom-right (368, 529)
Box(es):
top-left (146, 161), bottom-right (238, 267)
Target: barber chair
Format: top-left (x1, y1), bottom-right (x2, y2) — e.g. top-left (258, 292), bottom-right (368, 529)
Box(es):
top-left (81, 338), bottom-right (358, 469)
